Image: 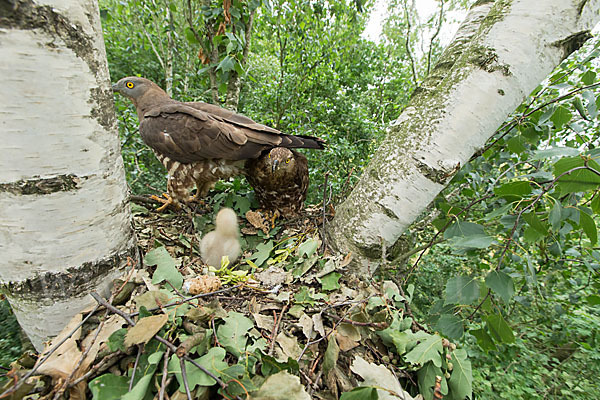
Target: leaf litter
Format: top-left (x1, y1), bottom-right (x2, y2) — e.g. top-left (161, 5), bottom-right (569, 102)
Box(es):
top-left (1, 201), bottom-right (469, 400)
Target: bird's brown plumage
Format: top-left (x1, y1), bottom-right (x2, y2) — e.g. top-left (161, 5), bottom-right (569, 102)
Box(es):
top-left (112, 76), bottom-right (324, 206)
top-left (245, 147), bottom-right (309, 217)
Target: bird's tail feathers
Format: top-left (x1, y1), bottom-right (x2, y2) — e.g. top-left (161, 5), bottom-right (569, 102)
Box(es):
top-left (281, 134), bottom-right (326, 150)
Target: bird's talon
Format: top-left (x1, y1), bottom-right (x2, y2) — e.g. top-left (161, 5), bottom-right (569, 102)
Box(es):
top-left (150, 193), bottom-right (174, 212)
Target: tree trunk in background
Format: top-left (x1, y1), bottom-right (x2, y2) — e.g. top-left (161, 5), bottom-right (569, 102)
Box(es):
top-left (0, 0), bottom-right (137, 350)
top-left (224, 9), bottom-right (256, 111)
top-left (327, 0), bottom-right (600, 274)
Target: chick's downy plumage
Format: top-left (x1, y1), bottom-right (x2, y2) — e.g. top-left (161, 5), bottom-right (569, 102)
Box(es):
top-left (200, 208), bottom-right (241, 267)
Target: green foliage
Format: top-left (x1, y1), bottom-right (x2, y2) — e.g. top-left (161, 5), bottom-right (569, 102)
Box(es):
top-left (401, 36), bottom-right (600, 399)
top-left (0, 300), bottom-right (21, 381)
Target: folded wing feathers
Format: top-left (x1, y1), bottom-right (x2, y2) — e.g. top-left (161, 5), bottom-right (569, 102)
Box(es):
top-left (141, 99), bottom-right (324, 162)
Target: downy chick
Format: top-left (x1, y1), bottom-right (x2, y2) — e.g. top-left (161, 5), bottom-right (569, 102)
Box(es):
top-left (200, 208), bottom-right (241, 267)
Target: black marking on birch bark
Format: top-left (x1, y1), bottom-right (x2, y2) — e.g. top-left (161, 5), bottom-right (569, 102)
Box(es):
top-left (0, 0), bottom-right (117, 131)
top-left (0, 174), bottom-right (84, 195)
top-left (1, 242), bottom-right (139, 301)
top-left (414, 159), bottom-right (460, 185)
top-left (89, 86), bottom-right (117, 132)
top-left (577, 0), bottom-right (590, 17)
top-left (554, 31), bottom-right (593, 61)
top-left (470, 47), bottom-right (511, 76)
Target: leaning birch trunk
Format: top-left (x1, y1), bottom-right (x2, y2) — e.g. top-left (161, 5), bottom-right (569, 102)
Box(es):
top-left (0, 0), bottom-right (137, 350)
top-left (327, 0), bottom-right (600, 273)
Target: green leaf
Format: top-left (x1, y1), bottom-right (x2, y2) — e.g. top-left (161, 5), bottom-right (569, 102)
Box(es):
top-left (444, 222), bottom-right (485, 239)
top-left (486, 314), bottom-right (515, 344)
top-left (107, 328), bottom-right (127, 352)
top-left (591, 195), bottom-right (600, 214)
top-left (506, 135), bottom-right (527, 154)
top-left (319, 272), bottom-right (341, 291)
top-left (447, 234), bottom-right (494, 251)
top-left (581, 70), bottom-right (596, 85)
top-left (470, 328), bottom-right (496, 352)
top-left (586, 294), bottom-right (600, 305)
top-left (217, 55), bottom-right (235, 72)
top-left (549, 199), bottom-right (563, 230)
top-left (485, 271), bottom-right (514, 303)
top-left (522, 212), bottom-right (547, 235)
top-left (251, 240), bottom-right (274, 267)
top-left (494, 181), bottom-right (532, 199)
top-left (572, 96), bottom-right (590, 120)
top-left (578, 208), bottom-right (597, 245)
top-left (146, 247), bottom-right (183, 290)
top-left (550, 105), bottom-right (572, 130)
top-left (531, 147), bottom-right (580, 160)
top-left (259, 352), bottom-right (299, 376)
top-left (216, 312), bottom-right (253, 358)
top-left (553, 156), bottom-right (600, 193)
top-left (444, 276), bottom-right (479, 305)
top-left (294, 286), bottom-right (327, 306)
top-left (297, 237), bottom-right (319, 258)
top-left (169, 347), bottom-right (228, 390)
top-left (417, 362), bottom-right (445, 400)
top-left (405, 333), bottom-right (443, 367)
top-left (89, 374), bottom-right (129, 400)
top-left (435, 314), bottom-right (464, 340)
top-left (448, 348), bottom-right (472, 400)
top-left (340, 387), bottom-right (379, 400)
top-left (322, 335), bottom-right (339, 375)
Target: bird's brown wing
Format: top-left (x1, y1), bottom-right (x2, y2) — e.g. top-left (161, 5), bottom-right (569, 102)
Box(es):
top-left (141, 103), bottom-right (323, 163)
top-left (186, 102), bottom-right (325, 149)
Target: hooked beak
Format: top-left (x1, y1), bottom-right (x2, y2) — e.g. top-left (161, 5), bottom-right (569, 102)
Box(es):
top-left (271, 159), bottom-right (279, 172)
top-left (111, 83), bottom-right (119, 93)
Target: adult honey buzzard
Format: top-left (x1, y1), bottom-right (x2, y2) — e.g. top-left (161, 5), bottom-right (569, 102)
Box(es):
top-left (112, 77), bottom-right (324, 210)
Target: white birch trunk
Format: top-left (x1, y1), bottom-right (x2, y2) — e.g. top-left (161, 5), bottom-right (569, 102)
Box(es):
top-left (0, 0), bottom-right (137, 350)
top-left (327, 0), bottom-right (600, 273)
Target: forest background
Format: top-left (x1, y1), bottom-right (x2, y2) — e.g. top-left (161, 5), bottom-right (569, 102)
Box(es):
top-left (1, 0), bottom-right (600, 399)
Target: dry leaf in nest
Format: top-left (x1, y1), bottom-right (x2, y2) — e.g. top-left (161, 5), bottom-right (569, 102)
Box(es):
top-left (183, 276), bottom-right (222, 295)
top-left (124, 314), bottom-right (169, 347)
top-left (245, 210), bottom-right (270, 235)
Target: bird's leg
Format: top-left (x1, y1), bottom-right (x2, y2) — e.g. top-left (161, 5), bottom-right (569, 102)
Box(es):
top-left (150, 193), bottom-right (176, 212)
top-left (269, 210), bottom-right (280, 228)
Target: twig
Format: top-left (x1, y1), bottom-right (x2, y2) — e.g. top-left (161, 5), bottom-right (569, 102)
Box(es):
top-left (158, 348), bottom-right (171, 400)
top-left (0, 304), bottom-right (100, 399)
top-left (129, 284), bottom-right (242, 317)
top-left (56, 311), bottom-right (108, 398)
top-left (90, 292), bottom-right (228, 390)
top-left (426, 0), bottom-right (444, 75)
top-left (129, 345), bottom-right (143, 391)
top-left (402, 0), bottom-right (418, 85)
top-left (180, 358), bottom-right (193, 400)
top-left (321, 172), bottom-right (330, 252)
top-left (268, 304), bottom-right (288, 356)
top-left (68, 351), bottom-right (123, 387)
top-left (131, 195), bottom-right (160, 206)
top-left (323, 312), bottom-right (388, 329)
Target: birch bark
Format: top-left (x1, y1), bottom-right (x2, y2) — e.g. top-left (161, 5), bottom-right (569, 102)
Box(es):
top-left (0, 0), bottom-right (137, 350)
top-left (327, 0), bottom-right (600, 273)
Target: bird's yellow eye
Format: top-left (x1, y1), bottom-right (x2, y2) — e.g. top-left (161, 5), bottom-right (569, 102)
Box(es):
top-left (268, 153), bottom-right (271, 158)
top-left (285, 159), bottom-right (290, 163)
top-left (126, 81), bottom-right (134, 89)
